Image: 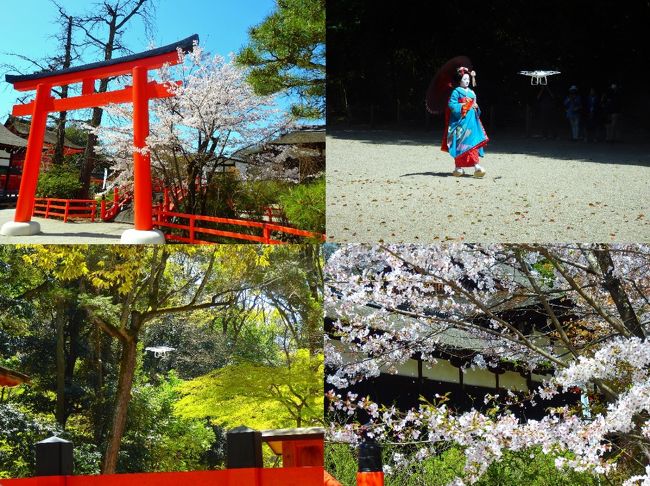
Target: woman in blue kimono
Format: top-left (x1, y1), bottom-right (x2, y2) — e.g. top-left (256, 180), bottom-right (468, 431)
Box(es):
top-left (441, 67), bottom-right (489, 177)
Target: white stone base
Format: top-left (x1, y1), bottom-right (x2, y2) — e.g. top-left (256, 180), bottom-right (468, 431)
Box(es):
top-left (120, 228), bottom-right (166, 244)
top-left (0, 220), bottom-right (41, 236)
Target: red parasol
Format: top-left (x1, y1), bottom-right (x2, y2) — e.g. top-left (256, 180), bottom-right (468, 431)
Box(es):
top-left (425, 55), bottom-right (473, 114)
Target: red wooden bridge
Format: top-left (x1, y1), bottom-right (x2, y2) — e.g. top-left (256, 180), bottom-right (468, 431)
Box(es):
top-left (29, 186), bottom-right (324, 244)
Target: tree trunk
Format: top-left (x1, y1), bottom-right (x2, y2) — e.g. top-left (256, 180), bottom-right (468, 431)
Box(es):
top-left (64, 292), bottom-right (84, 425)
top-left (80, 120), bottom-right (102, 197)
top-left (594, 246), bottom-right (646, 339)
top-left (55, 298), bottom-right (66, 426)
top-left (303, 245), bottom-right (323, 357)
top-left (79, 19), bottom-right (116, 197)
top-left (101, 333), bottom-right (137, 474)
top-left (92, 321), bottom-right (106, 445)
top-left (53, 15), bottom-right (74, 166)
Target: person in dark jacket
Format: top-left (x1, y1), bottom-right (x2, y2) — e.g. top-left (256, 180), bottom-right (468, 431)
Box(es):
top-left (563, 85), bottom-right (583, 141)
top-left (604, 83), bottom-right (622, 142)
top-left (585, 88), bottom-right (600, 142)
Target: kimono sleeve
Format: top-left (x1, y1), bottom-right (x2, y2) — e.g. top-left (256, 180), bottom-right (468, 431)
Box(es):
top-left (448, 88), bottom-right (463, 116)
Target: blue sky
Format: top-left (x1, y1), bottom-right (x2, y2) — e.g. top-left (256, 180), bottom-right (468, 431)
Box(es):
top-left (0, 0), bottom-right (279, 119)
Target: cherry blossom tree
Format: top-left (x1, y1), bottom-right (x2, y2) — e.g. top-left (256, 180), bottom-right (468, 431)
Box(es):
top-left (325, 243), bottom-right (650, 484)
top-left (93, 44), bottom-right (293, 214)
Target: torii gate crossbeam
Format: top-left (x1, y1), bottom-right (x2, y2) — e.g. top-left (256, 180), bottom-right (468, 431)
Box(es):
top-left (0, 34), bottom-right (199, 244)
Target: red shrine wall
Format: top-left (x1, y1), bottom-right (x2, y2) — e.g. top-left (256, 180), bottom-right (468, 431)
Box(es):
top-left (4, 144), bottom-right (84, 192)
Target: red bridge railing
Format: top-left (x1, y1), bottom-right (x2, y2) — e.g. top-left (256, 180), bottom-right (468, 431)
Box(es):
top-left (30, 190), bottom-right (324, 244)
top-left (33, 198), bottom-right (97, 223)
top-left (153, 207), bottom-right (325, 244)
top-left (100, 187), bottom-right (132, 222)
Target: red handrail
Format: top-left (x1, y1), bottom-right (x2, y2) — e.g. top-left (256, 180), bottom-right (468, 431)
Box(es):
top-left (153, 207), bottom-right (324, 244)
top-left (31, 195), bottom-right (325, 245)
top-left (33, 197), bottom-right (97, 223)
top-left (100, 187), bottom-right (133, 222)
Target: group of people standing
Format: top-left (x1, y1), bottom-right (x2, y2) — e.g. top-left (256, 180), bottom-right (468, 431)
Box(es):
top-left (560, 84), bottom-right (622, 142)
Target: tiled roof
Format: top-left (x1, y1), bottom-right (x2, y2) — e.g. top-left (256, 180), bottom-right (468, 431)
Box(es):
top-left (0, 123), bottom-right (28, 149)
top-left (6, 118), bottom-right (85, 149)
top-left (270, 128), bottom-right (325, 145)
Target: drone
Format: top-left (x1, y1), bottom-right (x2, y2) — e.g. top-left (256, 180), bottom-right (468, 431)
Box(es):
top-left (518, 70), bottom-right (561, 85)
top-left (145, 346), bottom-right (176, 358)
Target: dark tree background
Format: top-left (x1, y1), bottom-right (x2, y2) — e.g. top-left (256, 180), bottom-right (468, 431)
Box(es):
top-left (327, 0), bottom-right (650, 130)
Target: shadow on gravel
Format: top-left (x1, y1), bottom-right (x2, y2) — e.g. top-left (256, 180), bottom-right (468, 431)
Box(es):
top-left (400, 171), bottom-right (454, 178)
top-left (328, 129), bottom-right (650, 168)
top-left (40, 232), bottom-right (122, 240)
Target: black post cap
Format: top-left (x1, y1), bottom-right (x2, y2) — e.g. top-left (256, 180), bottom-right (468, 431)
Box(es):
top-left (226, 425), bottom-right (263, 469)
top-left (358, 438), bottom-right (382, 472)
top-left (35, 436), bottom-right (73, 476)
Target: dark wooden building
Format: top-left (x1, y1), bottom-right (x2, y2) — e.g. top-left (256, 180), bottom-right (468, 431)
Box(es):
top-left (236, 125), bottom-right (325, 181)
top-left (326, 295), bottom-right (582, 421)
top-left (0, 117), bottom-right (85, 205)
top-left (5, 116), bottom-right (85, 170)
top-left (0, 124), bottom-right (28, 205)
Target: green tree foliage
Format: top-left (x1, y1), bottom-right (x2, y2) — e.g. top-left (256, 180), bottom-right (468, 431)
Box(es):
top-left (142, 307), bottom-right (283, 379)
top-left (176, 349), bottom-right (323, 429)
top-left (64, 125), bottom-right (89, 148)
top-left (36, 164), bottom-right (83, 199)
top-left (0, 245), bottom-right (323, 476)
top-left (23, 245), bottom-right (279, 474)
top-left (0, 402), bottom-right (103, 478)
top-left (237, 0), bottom-right (325, 119)
top-left (326, 444), bottom-right (602, 486)
top-left (256, 246), bottom-right (324, 356)
top-left (229, 179), bottom-right (288, 219)
top-left (119, 371), bottom-right (215, 473)
top-left (0, 247), bottom-right (43, 335)
top-left (278, 176), bottom-right (325, 233)
top-left (0, 404), bottom-right (60, 478)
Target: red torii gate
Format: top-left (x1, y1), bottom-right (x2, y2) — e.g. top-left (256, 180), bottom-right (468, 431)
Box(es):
top-left (0, 34), bottom-right (198, 243)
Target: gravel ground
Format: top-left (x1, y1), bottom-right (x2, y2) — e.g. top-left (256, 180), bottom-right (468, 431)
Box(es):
top-left (0, 209), bottom-right (132, 244)
top-left (327, 130), bottom-right (650, 243)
